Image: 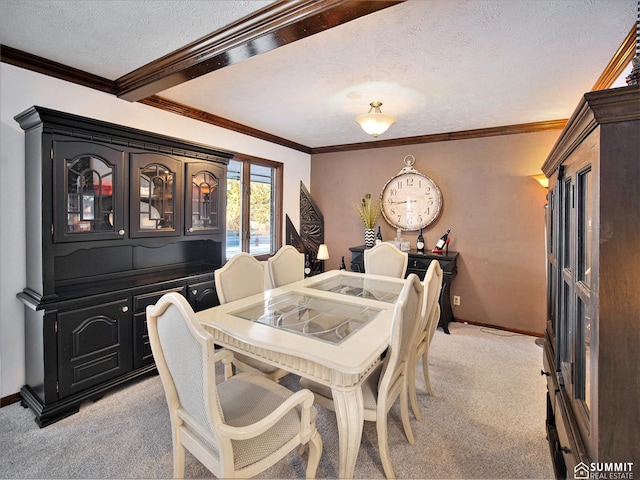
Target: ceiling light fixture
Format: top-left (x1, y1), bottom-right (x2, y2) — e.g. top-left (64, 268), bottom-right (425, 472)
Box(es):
top-left (355, 101), bottom-right (397, 137)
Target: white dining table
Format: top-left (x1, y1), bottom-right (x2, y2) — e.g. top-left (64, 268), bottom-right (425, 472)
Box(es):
top-left (196, 269), bottom-right (407, 479)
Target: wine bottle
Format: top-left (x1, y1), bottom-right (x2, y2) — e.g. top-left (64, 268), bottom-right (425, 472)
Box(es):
top-left (433, 229), bottom-right (451, 252)
top-left (416, 228), bottom-right (425, 252)
top-left (304, 254), bottom-right (311, 277)
top-left (375, 226), bottom-right (383, 244)
top-left (339, 256), bottom-right (346, 270)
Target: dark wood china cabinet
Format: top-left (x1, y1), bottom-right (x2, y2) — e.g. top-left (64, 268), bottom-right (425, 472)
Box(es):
top-left (541, 85), bottom-right (639, 477)
top-left (16, 106), bottom-right (234, 426)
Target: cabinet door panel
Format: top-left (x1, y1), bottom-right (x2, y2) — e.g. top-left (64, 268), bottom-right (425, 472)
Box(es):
top-left (53, 140), bottom-right (125, 242)
top-left (130, 153), bottom-right (182, 237)
top-left (57, 299), bottom-right (132, 397)
top-left (185, 162), bottom-right (225, 235)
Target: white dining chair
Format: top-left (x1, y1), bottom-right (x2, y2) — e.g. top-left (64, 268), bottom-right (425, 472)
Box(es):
top-left (215, 253), bottom-right (289, 382)
top-left (363, 242), bottom-right (408, 278)
top-left (267, 245), bottom-right (304, 288)
top-left (300, 273), bottom-right (424, 479)
top-left (147, 292), bottom-right (323, 479)
top-left (408, 260), bottom-right (443, 421)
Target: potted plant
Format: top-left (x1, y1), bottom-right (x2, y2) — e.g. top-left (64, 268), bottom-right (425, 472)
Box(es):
top-left (355, 193), bottom-right (381, 248)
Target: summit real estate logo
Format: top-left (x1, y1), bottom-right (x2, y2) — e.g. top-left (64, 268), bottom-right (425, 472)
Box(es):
top-left (574, 462), bottom-right (634, 480)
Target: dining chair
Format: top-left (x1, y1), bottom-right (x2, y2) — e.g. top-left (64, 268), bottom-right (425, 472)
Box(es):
top-left (267, 245), bottom-right (304, 288)
top-left (147, 292), bottom-right (323, 479)
top-left (299, 273), bottom-right (424, 479)
top-left (408, 260), bottom-right (443, 421)
top-left (215, 253), bottom-right (289, 382)
top-left (363, 242), bottom-right (409, 278)
top-left (214, 253), bottom-right (265, 304)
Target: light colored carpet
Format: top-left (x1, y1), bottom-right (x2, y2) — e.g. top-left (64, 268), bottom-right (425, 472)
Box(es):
top-left (0, 322), bottom-right (554, 479)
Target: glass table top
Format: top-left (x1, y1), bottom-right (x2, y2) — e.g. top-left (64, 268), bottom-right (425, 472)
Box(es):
top-left (307, 274), bottom-right (404, 303)
top-left (229, 291), bottom-right (383, 345)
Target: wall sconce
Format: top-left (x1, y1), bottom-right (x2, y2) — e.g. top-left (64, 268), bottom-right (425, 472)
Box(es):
top-left (355, 101), bottom-right (396, 137)
top-left (531, 174), bottom-right (549, 188)
top-left (317, 244), bottom-right (330, 260)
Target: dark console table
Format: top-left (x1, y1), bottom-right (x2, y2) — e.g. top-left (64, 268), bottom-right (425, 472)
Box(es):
top-left (349, 245), bottom-right (458, 334)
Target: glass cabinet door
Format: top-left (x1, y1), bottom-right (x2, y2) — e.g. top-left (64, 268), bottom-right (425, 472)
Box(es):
top-left (574, 167), bottom-right (593, 412)
top-left (185, 162), bottom-right (225, 235)
top-left (546, 186), bottom-right (557, 337)
top-left (554, 161), bottom-right (594, 427)
top-left (54, 141), bottom-right (125, 242)
top-left (130, 153), bottom-right (182, 237)
top-left (558, 173), bottom-right (573, 385)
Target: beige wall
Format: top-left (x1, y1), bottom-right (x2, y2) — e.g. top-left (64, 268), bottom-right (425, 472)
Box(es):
top-left (310, 130), bottom-right (560, 335)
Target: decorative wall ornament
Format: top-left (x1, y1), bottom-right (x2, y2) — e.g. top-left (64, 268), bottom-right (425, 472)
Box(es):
top-left (285, 182), bottom-right (325, 274)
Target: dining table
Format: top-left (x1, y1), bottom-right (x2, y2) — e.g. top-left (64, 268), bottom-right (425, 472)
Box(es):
top-left (196, 269), bottom-right (408, 479)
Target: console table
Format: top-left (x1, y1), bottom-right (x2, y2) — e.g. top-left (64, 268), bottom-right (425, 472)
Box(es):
top-left (349, 245), bottom-right (458, 333)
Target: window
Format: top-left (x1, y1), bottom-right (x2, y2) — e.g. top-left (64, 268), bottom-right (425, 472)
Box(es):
top-left (226, 154), bottom-right (283, 259)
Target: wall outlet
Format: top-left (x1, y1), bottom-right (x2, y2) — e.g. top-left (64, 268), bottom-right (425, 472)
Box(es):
top-left (453, 295), bottom-right (461, 306)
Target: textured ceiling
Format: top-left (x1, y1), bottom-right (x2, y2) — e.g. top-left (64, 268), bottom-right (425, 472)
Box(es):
top-left (1, 0), bottom-right (636, 149)
top-left (0, 0), bottom-right (274, 78)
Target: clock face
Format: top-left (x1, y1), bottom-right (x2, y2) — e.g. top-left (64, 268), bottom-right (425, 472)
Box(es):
top-left (380, 169), bottom-right (442, 231)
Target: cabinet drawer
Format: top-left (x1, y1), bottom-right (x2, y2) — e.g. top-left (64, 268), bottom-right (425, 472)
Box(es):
top-left (133, 287), bottom-right (185, 369)
top-left (187, 279), bottom-right (219, 311)
top-left (408, 257), bottom-right (434, 271)
top-left (133, 286), bottom-right (186, 313)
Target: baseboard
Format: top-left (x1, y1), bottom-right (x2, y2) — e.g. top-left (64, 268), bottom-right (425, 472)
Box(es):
top-left (454, 318), bottom-right (544, 338)
top-left (1, 392), bottom-right (21, 408)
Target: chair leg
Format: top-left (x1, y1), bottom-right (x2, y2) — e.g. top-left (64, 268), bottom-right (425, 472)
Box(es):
top-left (422, 350), bottom-right (434, 397)
top-left (376, 417), bottom-right (396, 479)
top-left (408, 356), bottom-right (423, 421)
top-left (224, 360), bottom-right (233, 380)
top-left (400, 377), bottom-right (416, 445)
top-left (173, 442), bottom-right (186, 479)
top-left (305, 431), bottom-right (323, 479)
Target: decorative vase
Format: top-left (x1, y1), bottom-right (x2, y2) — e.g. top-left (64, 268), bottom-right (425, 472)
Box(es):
top-left (364, 228), bottom-right (375, 248)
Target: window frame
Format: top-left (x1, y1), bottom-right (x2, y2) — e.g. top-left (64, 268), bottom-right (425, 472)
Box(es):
top-left (228, 153), bottom-right (283, 261)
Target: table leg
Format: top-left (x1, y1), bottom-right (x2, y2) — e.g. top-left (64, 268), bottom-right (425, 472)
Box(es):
top-left (331, 385), bottom-right (364, 479)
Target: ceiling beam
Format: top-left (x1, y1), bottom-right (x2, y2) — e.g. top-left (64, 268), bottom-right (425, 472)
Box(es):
top-left (115, 0), bottom-right (404, 101)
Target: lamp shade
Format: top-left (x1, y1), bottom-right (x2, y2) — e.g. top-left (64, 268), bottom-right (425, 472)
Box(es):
top-left (317, 244), bottom-right (330, 260)
top-left (355, 101), bottom-right (396, 137)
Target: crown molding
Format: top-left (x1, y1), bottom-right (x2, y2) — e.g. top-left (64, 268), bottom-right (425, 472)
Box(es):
top-left (0, 45), bottom-right (115, 94)
top-left (310, 120), bottom-right (568, 154)
top-left (591, 22), bottom-right (637, 91)
top-left (140, 96), bottom-right (312, 153)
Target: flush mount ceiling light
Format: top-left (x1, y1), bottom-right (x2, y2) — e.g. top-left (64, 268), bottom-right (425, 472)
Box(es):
top-left (355, 101), bottom-right (397, 137)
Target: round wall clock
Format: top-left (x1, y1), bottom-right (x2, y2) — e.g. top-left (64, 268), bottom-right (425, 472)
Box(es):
top-left (380, 155), bottom-right (442, 231)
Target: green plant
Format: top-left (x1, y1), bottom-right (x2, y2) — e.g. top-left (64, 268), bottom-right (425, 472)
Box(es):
top-left (355, 193), bottom-right (381, 229)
